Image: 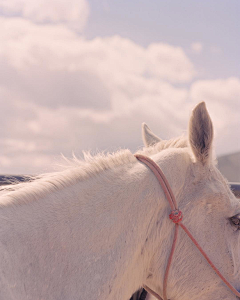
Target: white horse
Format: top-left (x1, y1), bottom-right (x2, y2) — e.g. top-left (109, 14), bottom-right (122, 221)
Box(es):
top-left (0, 102), bottom-right (239, 300)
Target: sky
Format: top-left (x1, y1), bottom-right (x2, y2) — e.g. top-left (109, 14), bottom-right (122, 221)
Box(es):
top-left (0, 0), bottom-right (239, 174)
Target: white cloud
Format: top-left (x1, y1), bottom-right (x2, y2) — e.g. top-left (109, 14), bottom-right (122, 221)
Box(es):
top-left (0, 16), bottom-right (239, 174)
top-left (190, 77), bottom-right (240, 118)
top-left (191, 42), bottom-right (203, 54)
top-left (0, 0), bottom-right (89, 31)
top-left (0, 18), bottom-right (196, 84)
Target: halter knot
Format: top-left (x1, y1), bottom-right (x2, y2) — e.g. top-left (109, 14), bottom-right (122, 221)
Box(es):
top-left (169, 209), bottom-right (183, 223)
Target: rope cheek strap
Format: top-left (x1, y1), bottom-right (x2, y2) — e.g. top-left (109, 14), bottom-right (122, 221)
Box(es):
top-left (134, 154), bottom-right (240, 300)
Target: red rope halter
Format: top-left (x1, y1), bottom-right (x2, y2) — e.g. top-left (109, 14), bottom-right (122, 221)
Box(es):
top-left (135, 154), bottom-right (240, 300)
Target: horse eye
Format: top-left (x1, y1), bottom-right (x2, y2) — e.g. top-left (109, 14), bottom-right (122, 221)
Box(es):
top-left (230, 213), bottom-right (240, 229)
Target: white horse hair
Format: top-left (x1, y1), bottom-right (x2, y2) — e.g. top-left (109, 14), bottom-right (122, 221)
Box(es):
top-left (0, 102), bottom-right (240, 300)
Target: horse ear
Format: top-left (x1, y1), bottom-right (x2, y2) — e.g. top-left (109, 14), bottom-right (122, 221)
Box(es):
top-left (189, 102), bottom-right (213, 165)
top-left (142, 123), bottom-right (161, 147)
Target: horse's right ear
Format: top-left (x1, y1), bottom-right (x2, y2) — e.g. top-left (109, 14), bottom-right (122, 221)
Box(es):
top-left (189, 102), bottom-right (214, 165)
top-left (142, 123), bottom-right (161, 147)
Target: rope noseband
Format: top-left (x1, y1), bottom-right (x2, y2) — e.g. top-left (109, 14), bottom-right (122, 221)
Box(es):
top-left (135, 154), bottom-right (240, 300)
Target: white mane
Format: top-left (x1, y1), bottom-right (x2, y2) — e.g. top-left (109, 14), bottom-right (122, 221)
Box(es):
top-left (0, 136), bottom-right (187, 207)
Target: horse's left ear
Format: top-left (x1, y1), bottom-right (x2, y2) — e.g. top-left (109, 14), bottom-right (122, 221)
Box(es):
top-left (142, 123), bottom-right (161, 147)
top-left (189, 102), bottom-right (213, 165)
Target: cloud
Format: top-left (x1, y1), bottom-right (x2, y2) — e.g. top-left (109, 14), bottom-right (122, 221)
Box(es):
top-left (0, 17), bottom-right (195, 116)
top-left (0, 62), bottom-right (111, 110)
top-left (0, 18), bottom-right (196, 84)
top-left (0, 0), bottom-right (89, 30)
top-left (191, 42), bottom-right (203, 54)
top-left (0, 15), bottom-right (239, 174)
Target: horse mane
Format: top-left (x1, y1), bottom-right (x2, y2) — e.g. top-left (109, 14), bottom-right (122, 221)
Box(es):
top-left (0, 136), bottom-right (188, 206)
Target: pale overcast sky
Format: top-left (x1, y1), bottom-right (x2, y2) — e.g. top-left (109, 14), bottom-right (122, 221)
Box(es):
top-left (0, 0), bottom-right (239, 174)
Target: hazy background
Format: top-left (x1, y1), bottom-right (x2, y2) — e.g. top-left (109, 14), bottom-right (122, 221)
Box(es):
top-left (0, 0), bottom-right (239, 174)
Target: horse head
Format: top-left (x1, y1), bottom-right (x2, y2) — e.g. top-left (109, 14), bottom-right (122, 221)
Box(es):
top-left (141, 102), bottom-right (240, 300)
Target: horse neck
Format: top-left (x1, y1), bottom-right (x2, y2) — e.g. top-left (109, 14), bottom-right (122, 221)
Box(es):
top-left (85, 149), bottom-right (190, 299)
top-left (0, 149), bottom-right (189, 300)
top-left (139, 149), bottom-right (190, 294)
top-left (77, 161), bottom-right (165, 299)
